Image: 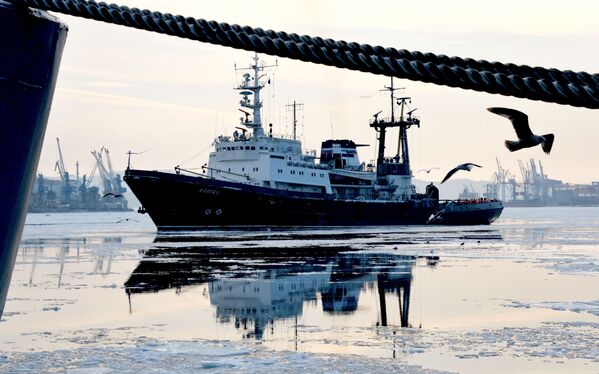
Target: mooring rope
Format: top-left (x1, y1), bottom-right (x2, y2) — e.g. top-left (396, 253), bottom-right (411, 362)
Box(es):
top-left (12, 0), bottom-right (599, 109)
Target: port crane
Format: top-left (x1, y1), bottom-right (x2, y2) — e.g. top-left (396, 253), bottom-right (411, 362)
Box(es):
top-left (484, 157), bottom-right (515, 201)
top-left (54, 137), bottom-right (68, 184)
top-left (90, 147), bottom-right (126, 197)
top-left (91, 148), bottom-right (114, 194)
top-left (54, 137), bottom-right (76, 201)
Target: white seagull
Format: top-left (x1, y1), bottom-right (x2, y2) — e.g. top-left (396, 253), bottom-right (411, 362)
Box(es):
top-left (487, 107), bottom-right (554, 154)
top-left (441, 163), bottom-right (482, 184)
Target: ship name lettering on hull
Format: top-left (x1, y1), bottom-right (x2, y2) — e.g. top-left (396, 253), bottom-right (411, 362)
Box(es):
top-left (198, 188), bottom-right (219, 195)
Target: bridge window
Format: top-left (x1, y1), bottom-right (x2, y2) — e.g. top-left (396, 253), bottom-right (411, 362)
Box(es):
top-left (251, 146), bottom-right (255, 150)
top-left (299, 171), bottom-right (304, 175)
top-left (277, 169), bottom-right (282, 173)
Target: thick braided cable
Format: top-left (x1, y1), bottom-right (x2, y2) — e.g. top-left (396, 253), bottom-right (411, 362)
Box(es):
top-left (14, 0), bottom-right (599, 109)
top-left (58, 0), bottom-right (599, 88)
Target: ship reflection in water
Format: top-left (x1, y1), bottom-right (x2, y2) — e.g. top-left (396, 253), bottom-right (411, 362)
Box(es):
top-left (125, 243), bottom-right (439, 340)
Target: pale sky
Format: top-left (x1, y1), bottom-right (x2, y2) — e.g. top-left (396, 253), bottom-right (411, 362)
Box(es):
top-left (39, 0), bottom-right (599, 185)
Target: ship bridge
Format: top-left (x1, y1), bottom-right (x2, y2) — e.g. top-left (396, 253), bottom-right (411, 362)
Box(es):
top-left (319, 139), bottom-right (366, 171)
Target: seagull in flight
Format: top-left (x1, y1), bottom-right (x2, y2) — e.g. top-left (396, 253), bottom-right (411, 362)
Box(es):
top-left (441, 163), bottom-right (482, 184)
top-left (487, 107), bottom-right (554, 154)
top-left (116, 218), bottom-right (139, 223)
top-left (102, 192), bottom-right (124, 198)
top-left (417, 167), bottom-right (439, 174)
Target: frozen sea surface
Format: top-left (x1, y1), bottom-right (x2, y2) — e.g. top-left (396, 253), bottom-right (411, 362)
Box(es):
top-left (1, 207), bottom-right (598, 373)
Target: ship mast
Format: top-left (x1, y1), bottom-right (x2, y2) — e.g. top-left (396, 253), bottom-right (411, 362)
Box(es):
top-left (396, 97), bottom-right (414, 172)
top-left (235, 53), bottom-right (277, 138)
top-left (369, 78), bottom-right (420, 181)
top-left (286, 100), bottom-right (304, 140)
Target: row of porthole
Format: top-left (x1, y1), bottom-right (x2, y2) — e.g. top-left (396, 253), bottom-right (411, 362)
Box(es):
top-left (204, 208), bottom-right (223, 216)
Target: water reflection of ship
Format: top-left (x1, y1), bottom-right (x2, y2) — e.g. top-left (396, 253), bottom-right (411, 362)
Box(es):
top-left (125, 246), bottom-right (439, 338)
top-left (209, 265), bottom-right (330, 339)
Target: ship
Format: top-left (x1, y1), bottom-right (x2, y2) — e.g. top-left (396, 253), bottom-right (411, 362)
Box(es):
top-left (124, 54), bottom-right (503, 229)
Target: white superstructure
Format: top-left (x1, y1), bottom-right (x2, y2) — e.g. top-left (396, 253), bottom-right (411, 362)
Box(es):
top-left (205, 55), bottom-right (420, 202)
top-left (207, 54), bottom-right (333, 194)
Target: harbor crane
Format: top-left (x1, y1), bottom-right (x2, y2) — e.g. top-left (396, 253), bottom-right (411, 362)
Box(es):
top-left (91, 148), bottom-right (114, 195)
top-left (91, 147), bottom-right (126, 196)
top-left (54, 137), bottom-right (68, 184)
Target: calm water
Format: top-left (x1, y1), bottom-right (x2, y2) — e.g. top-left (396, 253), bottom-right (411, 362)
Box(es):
top-left (1, 208), bottom-right (598, 373)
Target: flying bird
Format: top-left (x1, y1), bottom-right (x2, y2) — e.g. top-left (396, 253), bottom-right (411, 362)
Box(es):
top-left (487, 107), bottom-right (554, 154)
top-left (102, 192), bottom-right (124, 198)
top-left (116, 218), bottom-right (139, 223)
top-left (417, 167), bottom-right (439, 174)
top-left (441, 163), bottom-right (482, 184)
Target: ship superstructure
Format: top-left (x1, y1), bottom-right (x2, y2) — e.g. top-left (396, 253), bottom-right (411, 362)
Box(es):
top-left (206, 53), bottom-right (330, 194)
top-left (205, 58), bottom-right (425, 202)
